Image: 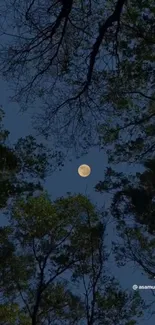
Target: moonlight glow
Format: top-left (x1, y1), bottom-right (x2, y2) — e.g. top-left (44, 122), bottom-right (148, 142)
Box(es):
top-left (78, 164), bottom-right (91, 177)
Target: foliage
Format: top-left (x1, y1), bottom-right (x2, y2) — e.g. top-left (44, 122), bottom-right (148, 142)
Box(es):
top-left (95, 159), bottom-right (155, 281)
top-left (0, 303), bottom-right (31, 325)
top-left (0, 0), bottom-right (154, 158)
top-left (0, 107), bottom-right (64, 209)
top-left (0, 193), bottom-right (144, 325)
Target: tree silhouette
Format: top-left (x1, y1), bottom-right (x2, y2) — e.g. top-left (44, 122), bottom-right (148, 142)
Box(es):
top-left (95, 159), bottom-right (155, 282)
top-left (0, 193), bottom-right (144, 325)
top-left (0, 0), bottom-right (155, 155)
top-left (0, 107), bottom-right (64, 209)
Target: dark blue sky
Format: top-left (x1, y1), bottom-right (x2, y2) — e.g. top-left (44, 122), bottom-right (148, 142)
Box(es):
top-left (1, 76), bottom-right (155, 324)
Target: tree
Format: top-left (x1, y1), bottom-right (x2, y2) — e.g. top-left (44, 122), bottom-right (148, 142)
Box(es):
top-left (98, 93), bottom-right (155, 164)
top-left (95, 160), bottom-right (155, 281)
top-left (0, 0), bottom-right (155, 156)
top-left (0, 192), bottom-right (144, 325)
top-left (0, 107), bottom-right (64, 209)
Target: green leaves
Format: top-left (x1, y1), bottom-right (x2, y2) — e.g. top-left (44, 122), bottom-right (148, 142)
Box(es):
top-left (0, 303), bottom-right (19, 323)
top-left (0, 303), bottom-right (32, 325)
top-left (0, 192), bottom-right (145, 325)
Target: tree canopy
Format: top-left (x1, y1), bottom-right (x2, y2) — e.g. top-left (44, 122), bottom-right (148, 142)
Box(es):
top-left (0, 106), bottom-right (146, 325)
top-left (0, 0), bottom-right (155, 157)
top-left (0, 107), bottom-right (64, 209)
top-left (95, 159), bottom-right (155, 280)
top-left (1, 1), bottom-right (155, 323)
top-left (0, 192), bottom-right (144, 325)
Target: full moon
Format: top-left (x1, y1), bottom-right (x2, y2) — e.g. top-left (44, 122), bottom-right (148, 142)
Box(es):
top-left (78, 164), bottom-right (91, 177)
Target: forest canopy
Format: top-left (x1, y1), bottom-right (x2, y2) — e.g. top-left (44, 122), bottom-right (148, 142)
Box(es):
top-left (0, 1), bottom-right (155, 323)
top-left (0, 0), bottom-right (155, 159)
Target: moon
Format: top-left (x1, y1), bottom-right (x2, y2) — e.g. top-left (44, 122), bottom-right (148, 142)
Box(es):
top-left (78, 164), bottom-right (91, 177)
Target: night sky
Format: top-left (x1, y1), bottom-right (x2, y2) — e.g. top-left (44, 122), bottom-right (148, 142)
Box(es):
top-left (1, 73), bottom-right (155, 324)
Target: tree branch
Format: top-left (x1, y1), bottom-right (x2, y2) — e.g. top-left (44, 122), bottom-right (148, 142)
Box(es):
top-left (86, 0), bottom-right (126, 87)
top-left (49, 0), bottom-right (127, 108)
